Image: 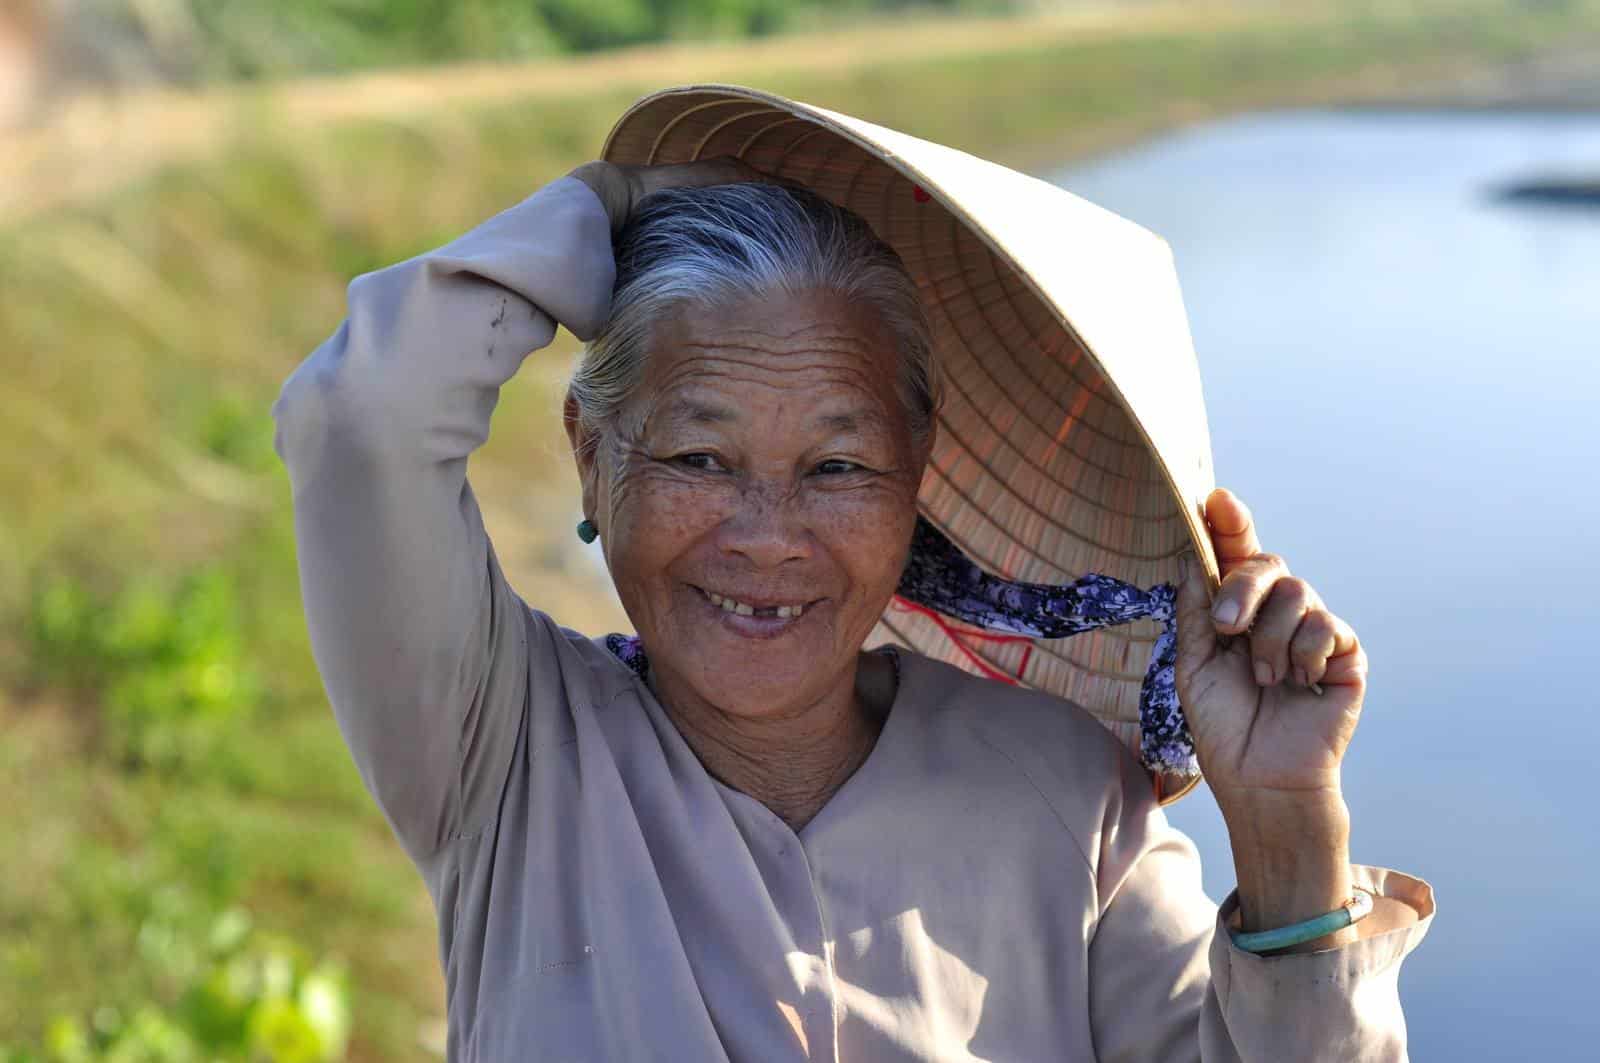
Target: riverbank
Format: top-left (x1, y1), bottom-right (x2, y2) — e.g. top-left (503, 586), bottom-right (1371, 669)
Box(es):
top-left (0, 1), bottom-right (1240, 224)
top-left (8, 2), bottom-right (1600, 226)
top-left (5, 1), bottom-right (1600, 1058)
top-left (1338, 46), bottom-right (1600, 112)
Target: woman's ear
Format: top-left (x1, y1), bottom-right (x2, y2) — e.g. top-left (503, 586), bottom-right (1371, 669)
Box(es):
top-left (563, 391), bottom-right (600, 524)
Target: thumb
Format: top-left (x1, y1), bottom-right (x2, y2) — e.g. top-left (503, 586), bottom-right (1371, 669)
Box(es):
top-left (1173, 549), bottom-right (1218, 673)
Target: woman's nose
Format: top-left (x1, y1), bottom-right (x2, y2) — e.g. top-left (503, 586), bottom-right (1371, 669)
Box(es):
top-left (714, 482), bottom-right (812, 568)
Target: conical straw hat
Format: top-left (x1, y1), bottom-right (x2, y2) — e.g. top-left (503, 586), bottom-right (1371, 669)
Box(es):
top-left (603, 85), bottom-right (1219, 802)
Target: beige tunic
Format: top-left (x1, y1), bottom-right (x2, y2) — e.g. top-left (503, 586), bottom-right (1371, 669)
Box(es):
top-left (274, 176), bottom-right (1435, 1062)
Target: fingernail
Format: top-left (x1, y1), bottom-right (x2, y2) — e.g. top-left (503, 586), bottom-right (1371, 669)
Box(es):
top-left (1295, 666), bottom-right (1309, 687)
top-left (1253, 659), bottom-right (1274, 686)
top-left (1212, 599), bottom-right (1240, 627)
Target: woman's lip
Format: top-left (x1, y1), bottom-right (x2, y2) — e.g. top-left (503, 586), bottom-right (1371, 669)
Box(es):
top-left (690, 585), bottom-right (824, 611)
top-left (689, 585), bottom-right (825, 639)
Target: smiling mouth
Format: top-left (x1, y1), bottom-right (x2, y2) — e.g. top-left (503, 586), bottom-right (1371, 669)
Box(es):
top-left (694, 586), bottom-right (818, 620)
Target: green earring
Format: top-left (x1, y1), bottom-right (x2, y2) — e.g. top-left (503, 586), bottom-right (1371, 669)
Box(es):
top-left (576, 519), bottom-right (599, 544)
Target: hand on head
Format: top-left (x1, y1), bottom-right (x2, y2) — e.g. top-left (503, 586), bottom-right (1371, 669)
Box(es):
top-left (569, 156), bottom-right (766, 233)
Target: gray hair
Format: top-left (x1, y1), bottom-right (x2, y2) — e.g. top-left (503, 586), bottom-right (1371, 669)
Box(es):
top-left (570, 181), bottom-right (940, 457)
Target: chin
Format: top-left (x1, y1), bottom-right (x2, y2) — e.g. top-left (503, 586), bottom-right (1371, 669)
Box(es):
top-left (694, 660), bottom-right (840, 719)
top-left (689, 625), bottom-right (854, 716)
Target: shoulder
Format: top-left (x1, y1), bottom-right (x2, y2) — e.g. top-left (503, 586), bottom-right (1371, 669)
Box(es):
top-left (519, 609), bottom-right (647, 743)
top-left (892, 649), bottom-right (1160, 867)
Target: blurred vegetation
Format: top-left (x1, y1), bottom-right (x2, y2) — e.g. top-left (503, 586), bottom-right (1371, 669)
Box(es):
top-left (5, 0), bottom-right (1600, 1058)
top-left (5, 902), bottom-right (350, 1063)
top-left (69, 0), bottom-right (1017, 81)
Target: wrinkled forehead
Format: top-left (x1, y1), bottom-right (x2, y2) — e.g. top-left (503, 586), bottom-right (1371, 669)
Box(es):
top-left (634, 291), bottom-right (911, 438)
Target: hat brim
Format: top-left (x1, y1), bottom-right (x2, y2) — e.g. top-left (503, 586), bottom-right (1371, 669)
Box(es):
top-left (603, 85), bottom-right (1217, 803)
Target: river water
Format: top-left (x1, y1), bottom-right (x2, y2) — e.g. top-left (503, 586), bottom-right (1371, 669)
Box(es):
top-left (1051, 110), bottom-right (1600, 1059)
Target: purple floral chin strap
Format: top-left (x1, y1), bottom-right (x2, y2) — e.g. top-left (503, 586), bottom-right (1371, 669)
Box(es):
top-left (895, 517), bottom-right (1196, 778)
top-left (605, 516), bottom-right (1198, 779)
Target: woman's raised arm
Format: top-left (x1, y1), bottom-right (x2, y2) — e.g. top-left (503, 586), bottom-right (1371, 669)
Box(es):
top-left (272, 175), bottom-right (617, 864)
top-left (274, 157), bottom-right (760, 866)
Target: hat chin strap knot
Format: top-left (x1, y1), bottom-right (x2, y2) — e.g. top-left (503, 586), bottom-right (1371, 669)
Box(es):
top-left (895, 517), bottom-right (1198, 778)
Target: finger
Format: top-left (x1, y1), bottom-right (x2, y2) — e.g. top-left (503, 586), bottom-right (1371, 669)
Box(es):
top-left (1245, 577), bottom-right (1320, 687)
top-left (1205, 488), bottom-right (1264, 578)
top-left (1319, 641), bottom-right (1368, 689)
top-left (1208, 553), bottom-right (1290, 634)
top-left (637, 156), bottom-right (765, 196)
top-left (1174, 549), bottom-right (1218, 671)
top-left (703, 155), bottom-right (767, 182)
top-left (1287, 609), bottom-right (1338, 687)
top-left (1291, 611), bottom-right (1360, 687)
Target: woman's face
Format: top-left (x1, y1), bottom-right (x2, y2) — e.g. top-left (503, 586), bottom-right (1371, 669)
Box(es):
top-left (575, 288), bottom-right (927, 721)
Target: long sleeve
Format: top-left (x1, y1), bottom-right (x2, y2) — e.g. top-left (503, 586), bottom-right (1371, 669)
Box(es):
top-left (272, 176), bottom-right (617, 864)
top-left (1086, 759), bottom-right (1435, 1061)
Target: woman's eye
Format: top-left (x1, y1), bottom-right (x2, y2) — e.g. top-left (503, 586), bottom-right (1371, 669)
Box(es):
top-left (814, 459), bottom-right (865, 476)
top-left (674, 452), bottom-right (722, 471)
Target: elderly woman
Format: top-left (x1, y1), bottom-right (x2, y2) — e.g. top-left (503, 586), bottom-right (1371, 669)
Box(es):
top-left (276, 89), bottom-right (1432, 1061)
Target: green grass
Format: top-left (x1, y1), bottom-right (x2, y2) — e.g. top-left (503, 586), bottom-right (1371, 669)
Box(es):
top-left (3, 0), bottom-right (1598, 1057)
top-left (69, 0), bottom-right (1010, 80)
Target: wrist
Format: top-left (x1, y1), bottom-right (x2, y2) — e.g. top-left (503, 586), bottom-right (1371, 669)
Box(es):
top-left (1221, 789), bottom-right (1355, 947)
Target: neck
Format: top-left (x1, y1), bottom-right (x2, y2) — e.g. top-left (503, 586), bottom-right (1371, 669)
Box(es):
top-left (653, 652), bottom-right (895, 832)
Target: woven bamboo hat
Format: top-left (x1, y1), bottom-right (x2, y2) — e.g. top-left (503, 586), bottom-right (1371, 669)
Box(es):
top-left (603, 85), bottom-right (1219, 800)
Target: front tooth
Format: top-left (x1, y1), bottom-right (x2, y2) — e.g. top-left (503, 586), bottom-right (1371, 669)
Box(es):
top-left (776, 606), bottom-right (792, 619)
top-left (721, 597), bottom-right (736, 612)
top-left (735, 603), bottom-right (754, 616)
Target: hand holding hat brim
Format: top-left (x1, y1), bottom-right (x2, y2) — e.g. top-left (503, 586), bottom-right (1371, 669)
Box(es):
top-left (1174, 487), bottom-right (1366, 812)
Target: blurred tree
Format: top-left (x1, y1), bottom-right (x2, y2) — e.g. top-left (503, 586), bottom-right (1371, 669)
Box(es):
top-left (538, 0), bottom-right (659, 51)
top-left (40, 0), bottom-right (1036, 85)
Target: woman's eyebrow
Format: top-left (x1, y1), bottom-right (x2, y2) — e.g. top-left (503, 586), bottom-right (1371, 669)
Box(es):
top-left (817, 411), bottom-right (859, 433)
top-left (655, 398), bottom-right (887, 435)
top-left (658, 398), bottom-right (740, 428)
top-left (814, 407), bottom-right (890, 436)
